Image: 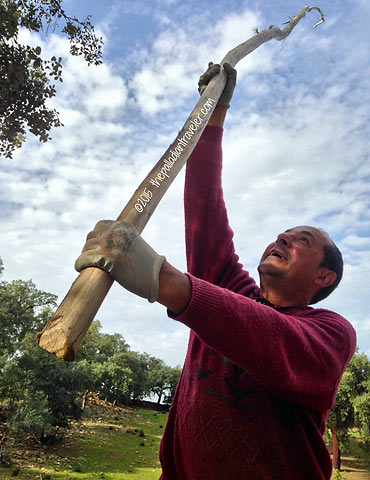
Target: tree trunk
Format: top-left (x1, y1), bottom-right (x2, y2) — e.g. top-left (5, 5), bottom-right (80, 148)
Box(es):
top-left (331, 422), bottom-right (341, 471)
top-left (81, 390), bottom-right (89, 410)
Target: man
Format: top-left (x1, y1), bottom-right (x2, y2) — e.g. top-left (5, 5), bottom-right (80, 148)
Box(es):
top-left (75, 64), bottom-right (356, 479)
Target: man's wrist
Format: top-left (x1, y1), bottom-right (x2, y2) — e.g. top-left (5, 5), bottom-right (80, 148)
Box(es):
top-left (208, 105), bottom-right (228, 127)
top-left (157, 261), bottom-right (191, 314)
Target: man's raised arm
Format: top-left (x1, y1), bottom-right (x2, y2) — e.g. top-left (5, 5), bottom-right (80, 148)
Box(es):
top-left (183, 63), bottom-right (253, 290)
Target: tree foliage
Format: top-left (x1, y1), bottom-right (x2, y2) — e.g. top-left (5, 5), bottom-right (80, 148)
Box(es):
top-left (147, 357), bottom-right (181, 405)
top-left (0, 0), bottom-right (103, 158)
top-left (0, 274), bottom-right (85, 441)
top-left (6, 388), bottom-right (52, 438)
top-left (327, 351), bottom-right (370, 468)
top-left (0, 277), bottom-right (57, 365)
top-left (0, 268), bottom-right (181, 444)
top-left (76, 320), bottom-right (181, 405)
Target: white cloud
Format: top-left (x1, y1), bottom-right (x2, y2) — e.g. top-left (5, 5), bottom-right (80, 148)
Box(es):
top-left (1, 1), bottom-right (370, 366)
top-left (129, 9), bottom-right (271, 115)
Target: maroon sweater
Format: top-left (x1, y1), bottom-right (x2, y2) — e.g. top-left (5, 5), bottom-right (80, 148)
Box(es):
top-left (159, 126), bottom-right (356, 480)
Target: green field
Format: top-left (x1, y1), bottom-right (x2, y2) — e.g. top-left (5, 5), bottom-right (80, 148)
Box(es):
top-left (0, 400), bottom-right (166, 480)
top-left (1, 400), bottom-right (369, 480)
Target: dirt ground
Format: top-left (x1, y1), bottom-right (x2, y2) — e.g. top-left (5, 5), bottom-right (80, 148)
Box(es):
top-left (339, 453), bottom-right (370, 479)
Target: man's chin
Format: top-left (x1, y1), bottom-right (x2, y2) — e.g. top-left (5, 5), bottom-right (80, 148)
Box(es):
top-left (257, 260), bottom-right (284, 276)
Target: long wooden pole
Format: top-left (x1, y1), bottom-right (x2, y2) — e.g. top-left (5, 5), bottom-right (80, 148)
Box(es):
top-left (37, 6), bottom-right (324, 361)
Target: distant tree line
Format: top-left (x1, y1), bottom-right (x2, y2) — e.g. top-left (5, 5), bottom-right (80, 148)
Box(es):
top-left (0, 258), bottom-right (181, 445)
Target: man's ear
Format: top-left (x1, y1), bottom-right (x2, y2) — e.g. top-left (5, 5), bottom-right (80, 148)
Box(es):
top-left (314, 269), bottom-right (337, 289)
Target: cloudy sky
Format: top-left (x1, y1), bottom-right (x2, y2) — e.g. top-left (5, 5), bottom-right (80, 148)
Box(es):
top-left (1, 0), bottom-right (369, 367)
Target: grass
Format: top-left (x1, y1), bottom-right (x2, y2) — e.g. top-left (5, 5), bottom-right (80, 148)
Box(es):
top-left (0, 400), bottom-right (168, 480)
top-left (1, 401), bottom-right (369, 480)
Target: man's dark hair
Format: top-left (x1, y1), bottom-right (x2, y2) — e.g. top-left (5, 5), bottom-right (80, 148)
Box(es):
top-left (310, 239), bottom-right (343, 304)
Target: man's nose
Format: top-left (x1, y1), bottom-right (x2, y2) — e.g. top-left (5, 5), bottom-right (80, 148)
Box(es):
top-left (276, 232), bottom-right (292, 247)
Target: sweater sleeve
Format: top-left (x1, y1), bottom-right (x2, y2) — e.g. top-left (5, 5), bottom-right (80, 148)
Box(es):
top-left (184, 125), bottom-right (257, 295)
top-left (173, 275), bottom-right (357, 411)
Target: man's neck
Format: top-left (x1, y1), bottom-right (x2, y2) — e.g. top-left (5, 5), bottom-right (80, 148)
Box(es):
top-left (258, 286), bottom-right (308, 308)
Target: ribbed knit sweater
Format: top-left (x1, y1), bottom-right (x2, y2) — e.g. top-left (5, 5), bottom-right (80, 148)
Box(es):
top-left (159, 126), bottom-right (356, 480)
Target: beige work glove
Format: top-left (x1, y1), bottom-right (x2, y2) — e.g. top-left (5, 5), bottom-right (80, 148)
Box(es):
top-left (198, 62), bottom-right (237, 108)
top-left (75, 220), bottom-right (166, 303)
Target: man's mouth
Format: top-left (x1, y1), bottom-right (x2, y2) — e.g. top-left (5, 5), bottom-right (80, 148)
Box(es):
top-left (268, 248), bottom-right (287, 260)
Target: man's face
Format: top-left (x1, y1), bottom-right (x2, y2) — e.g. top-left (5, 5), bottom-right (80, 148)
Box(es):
top-left (258, 226), bottom-right (330, 300)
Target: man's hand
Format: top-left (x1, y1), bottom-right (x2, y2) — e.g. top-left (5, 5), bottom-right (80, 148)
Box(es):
top-left (75, 220), bottom-right (166, 303)
top-left (198, 62), bottom-right (237, 108)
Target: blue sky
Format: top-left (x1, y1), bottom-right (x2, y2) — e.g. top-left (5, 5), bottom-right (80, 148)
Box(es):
top-left (1, 0), bottom-right (369, 366)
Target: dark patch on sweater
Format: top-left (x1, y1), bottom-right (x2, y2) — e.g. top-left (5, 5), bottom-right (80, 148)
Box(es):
top-left (184, 368), bottom-right (193, 382)
top-left (224, 377), bottom-right (253, 401)
top-left (205, 388), bottom-right (250, 411)
top-left (196, 364), bottom-right (214, 380)
top-left (233, 364), bottom-right (244, 377)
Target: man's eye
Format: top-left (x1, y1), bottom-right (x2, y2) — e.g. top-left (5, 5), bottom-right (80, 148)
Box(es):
top-left (300, 237), bottom-right (309, 244)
